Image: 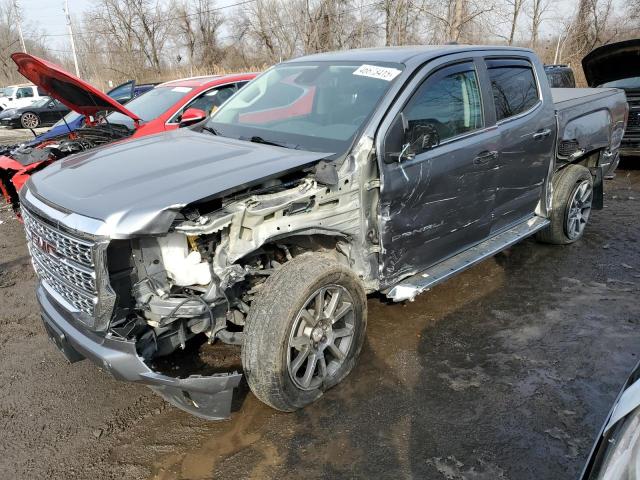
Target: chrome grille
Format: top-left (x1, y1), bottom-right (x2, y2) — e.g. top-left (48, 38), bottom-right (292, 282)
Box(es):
top-left (22, 209), bottom-right (94, 267)
top-left (30, 245), bottom-right (96, 292)
top-left (21, 205), bottom-right (99, 317)
top-left (32, 260), bottom-right (96, 314)
top-left (627, 110), bottom-right (640, 130)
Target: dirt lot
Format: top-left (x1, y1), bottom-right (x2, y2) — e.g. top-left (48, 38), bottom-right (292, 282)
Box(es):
top-left (0, 130), bottom-right (638, 479)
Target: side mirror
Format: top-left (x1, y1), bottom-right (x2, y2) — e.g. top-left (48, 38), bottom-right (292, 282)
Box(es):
top-left (179, 108), bottom-right (207, 128)
top-left (383, 114), bottom-right (440, 164)
top-left (47, 102), bottom-right (55, 109)
top-left (408, 124), bottom-right (439, 153)
top-left (383, 113), bottom-right (408, 164)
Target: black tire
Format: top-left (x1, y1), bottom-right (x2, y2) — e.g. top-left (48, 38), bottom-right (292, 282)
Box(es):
top-left (242, 253), bottom-right (367, 412)
top-left (20, 111), bottom-right (40, 129)
top-left (536, 164), bottom-right (593, 245)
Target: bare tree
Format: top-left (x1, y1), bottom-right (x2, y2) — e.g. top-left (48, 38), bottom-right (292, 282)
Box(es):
top-left (0, 0), bottom-right (58, 82)
top-left (83, 0), bottom-right (172, 76)
top-left (417, 0), bottom-right (495, 43)
top-left (174, 0), bottom-right (224, 73)
top-left (504, 0), bottom-right (526, 45)
top-left (528, 0), bottom-right (551, 49)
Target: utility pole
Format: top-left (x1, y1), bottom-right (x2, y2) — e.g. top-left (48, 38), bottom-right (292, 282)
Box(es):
top-left (13, 0), bottom-right (27, 52)
top-left (64, 0), bottom-right (80, 77)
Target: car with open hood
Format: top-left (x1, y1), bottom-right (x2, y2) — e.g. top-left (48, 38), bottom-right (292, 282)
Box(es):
top-left (28, 80), bottom-right (155, 144)
top-left (21, 46), bottom-right (627, 420)
top-left (583, 39), bottom-right (640, 156)
top-left (0, 53), bottom-right (257, 211)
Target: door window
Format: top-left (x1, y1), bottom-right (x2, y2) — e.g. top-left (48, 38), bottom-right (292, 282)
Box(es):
top-left (401, 64), bottom-right (483, 155)
top-left (487, 61), bottom-right (539, 120)
top-left (170, 84), bottom-right (238, 123)
top-left (16, 87), bottom-right (34, 98)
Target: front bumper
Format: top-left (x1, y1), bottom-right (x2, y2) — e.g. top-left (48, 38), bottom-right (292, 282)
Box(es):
top-left (0, 117), bottom-right (19, 128)
top-left (37, 283), bottom-right (242, 420)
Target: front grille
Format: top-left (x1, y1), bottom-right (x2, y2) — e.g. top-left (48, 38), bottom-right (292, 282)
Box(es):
top-left (21, 203), bottom-right (115, 330)
top-left (627, 110), bottom-right (640, 131)
top-left (22, 210), bottom-right (94, 267)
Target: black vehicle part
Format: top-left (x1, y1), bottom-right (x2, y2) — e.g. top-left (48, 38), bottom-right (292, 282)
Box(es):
top-left (536, 164), bottom-right (593, 244)
top-left (242, 253), bottom-right (367, 412)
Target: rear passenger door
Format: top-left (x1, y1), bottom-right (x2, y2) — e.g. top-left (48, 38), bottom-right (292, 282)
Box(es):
top-left (486, 57), bottom-right (556, 232)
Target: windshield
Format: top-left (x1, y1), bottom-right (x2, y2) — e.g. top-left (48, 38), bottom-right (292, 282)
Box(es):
top-left (600, 77), bottom-right (640, 89)
top-left (107, 86), bottom-right (191, 127)
top-left (30, 97), bottom-right (52, 108)
top-left (1, 87), bottom-right (16, 98)
top-left (207, 61), bottom-right (404, 154)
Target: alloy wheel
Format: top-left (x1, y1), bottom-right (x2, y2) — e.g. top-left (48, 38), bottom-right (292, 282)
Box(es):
top-left (287, 285), bottom-right (355, 391)
top-left (21, 112), bottom-right (39, 129)
top-left (566, 180), bottom-right (593, 240)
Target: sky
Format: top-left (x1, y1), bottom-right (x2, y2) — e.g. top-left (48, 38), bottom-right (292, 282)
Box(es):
top-left (15, 0), bottom-right (588, 54)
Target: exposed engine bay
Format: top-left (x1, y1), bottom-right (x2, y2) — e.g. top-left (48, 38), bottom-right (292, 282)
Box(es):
top-left (11, 123), bottom-right (131, 167)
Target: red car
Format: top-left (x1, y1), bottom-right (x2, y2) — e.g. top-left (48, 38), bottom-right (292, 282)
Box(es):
top-left (0, 53), bottom-right (257, 211)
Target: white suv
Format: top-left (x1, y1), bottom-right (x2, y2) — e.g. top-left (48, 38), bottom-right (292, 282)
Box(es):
top-left (0, 84), bottom-right (47, 111)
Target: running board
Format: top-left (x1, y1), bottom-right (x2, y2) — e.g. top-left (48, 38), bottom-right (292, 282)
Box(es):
top-left (385, 216), bottom-right (550, 302)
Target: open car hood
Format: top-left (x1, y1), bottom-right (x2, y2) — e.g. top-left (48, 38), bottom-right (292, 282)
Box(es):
top-left (11, 52), bottom-right (141, 122)
top-left (582, 40), bottom-right (640, 87)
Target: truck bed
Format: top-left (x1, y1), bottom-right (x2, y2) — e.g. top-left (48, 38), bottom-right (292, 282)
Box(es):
top-left (552, 87), bottom-right (621, 109)
top-left (552, 87), bottom-right (627, 166)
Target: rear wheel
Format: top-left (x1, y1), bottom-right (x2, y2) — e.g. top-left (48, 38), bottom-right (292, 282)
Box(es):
top-left (20, 112), bottom-right (40, 129)
top-left (242, 253), bottom-right (367, 412)
top-left (537, 164), bottom-right (593, 244)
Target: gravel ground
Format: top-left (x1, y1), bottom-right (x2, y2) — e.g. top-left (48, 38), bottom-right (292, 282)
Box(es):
top-left (0, 138), bottom-right (638, 479)
top-left (0, 126), bottom-right (47, 145)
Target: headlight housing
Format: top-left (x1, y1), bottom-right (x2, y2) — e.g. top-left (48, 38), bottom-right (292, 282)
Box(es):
top-left (593, 407), bottom-right (640, 479)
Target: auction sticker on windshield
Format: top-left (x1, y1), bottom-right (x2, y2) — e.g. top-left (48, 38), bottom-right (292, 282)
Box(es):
top-left (353, 64), bottom-right (402, 81)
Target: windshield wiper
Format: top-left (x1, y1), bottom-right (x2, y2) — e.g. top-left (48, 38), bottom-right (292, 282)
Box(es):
top-left (202, 125), bottom-right (220, 136)
top-left (246, 135), bottom-right (299, 149)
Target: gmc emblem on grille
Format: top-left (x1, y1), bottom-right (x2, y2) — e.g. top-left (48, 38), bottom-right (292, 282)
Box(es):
top-left (33, 234), bottom-right (56, 255)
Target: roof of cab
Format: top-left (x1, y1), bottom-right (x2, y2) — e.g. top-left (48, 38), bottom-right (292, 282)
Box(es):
top-left (157, 72), bottom-right (257, 89)
top-left (158, 75), bottom-right (221, 88)
top-left (287, 45), bottom-right (533, 65)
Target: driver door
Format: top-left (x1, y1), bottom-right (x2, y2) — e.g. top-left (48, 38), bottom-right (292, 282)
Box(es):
top-left (379, 60), bottom-right (501, 284)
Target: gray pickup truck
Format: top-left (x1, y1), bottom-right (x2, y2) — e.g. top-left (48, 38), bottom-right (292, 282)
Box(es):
top-left (20, 45), bottom-right (627, 419)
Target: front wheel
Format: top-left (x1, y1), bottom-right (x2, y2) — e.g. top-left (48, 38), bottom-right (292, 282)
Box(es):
top-left (242, 253), bottom-right (367, 412)
top-left (537, 164), bottom-right (593, 245)
top-left (20, 112), bottom-right (40, 129)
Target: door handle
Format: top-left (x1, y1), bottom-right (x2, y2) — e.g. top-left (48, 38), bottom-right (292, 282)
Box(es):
top-left (473, 150), bottom-right (498, 165)
top-left (532, 128), bottom-right (552, 140)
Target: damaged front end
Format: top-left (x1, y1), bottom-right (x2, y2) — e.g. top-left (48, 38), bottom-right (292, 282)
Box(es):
top-left (21, 135), bottom-right (376, 419)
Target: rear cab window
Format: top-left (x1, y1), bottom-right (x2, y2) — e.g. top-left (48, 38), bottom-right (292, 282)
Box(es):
top-left (486, 58), bottom-right (540, 121)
